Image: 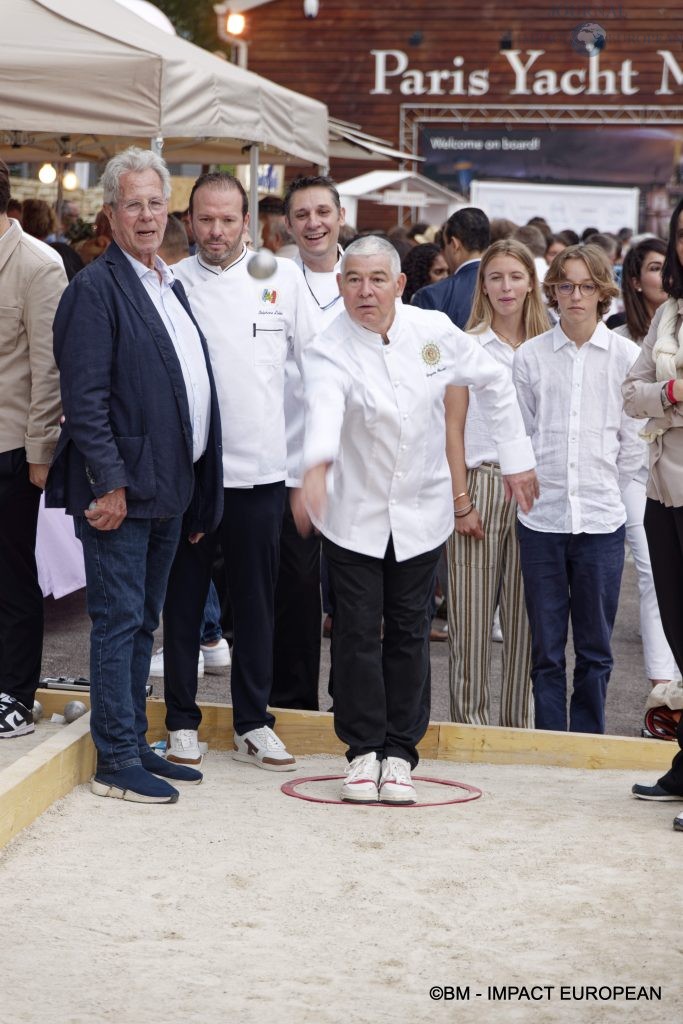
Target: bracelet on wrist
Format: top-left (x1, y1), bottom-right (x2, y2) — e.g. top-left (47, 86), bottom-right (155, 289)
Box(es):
top-left (455, 503), bottom-right (474, 518)
top-left (667, 379), bottom-right (678, 405)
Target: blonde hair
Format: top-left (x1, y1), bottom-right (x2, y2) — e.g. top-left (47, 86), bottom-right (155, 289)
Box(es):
top-left (543, 243), bottom-right (619, 319)
top-left (466, 239), bottom-right (550, 339)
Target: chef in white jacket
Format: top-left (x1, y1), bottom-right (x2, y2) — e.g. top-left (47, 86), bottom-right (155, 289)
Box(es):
top-left (297, 235), bottom-right (538, 805)
top-left (161, 171), bottom-right (316, 773)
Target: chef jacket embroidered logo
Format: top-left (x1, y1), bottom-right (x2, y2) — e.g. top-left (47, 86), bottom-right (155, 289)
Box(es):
top-left (421, 343), bottom-right (441, 366)
top-left (261, 288), bottom-right (277, 304)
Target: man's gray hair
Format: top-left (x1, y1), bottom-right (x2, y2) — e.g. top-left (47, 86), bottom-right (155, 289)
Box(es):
top-left (341, 235), bottom-right (401, 277)
top-left (100, 147), bottom-right (172, 206)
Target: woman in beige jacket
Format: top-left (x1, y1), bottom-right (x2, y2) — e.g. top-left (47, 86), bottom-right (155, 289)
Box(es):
top-left (623, 197), bottom-right (683, 821)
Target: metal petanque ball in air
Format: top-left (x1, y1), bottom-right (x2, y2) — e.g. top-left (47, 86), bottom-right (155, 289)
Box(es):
top-left (63, 700), bottom-right (88, 723)
top-left (247, 248), bottom-right (277, 279)
top-left (32, 700), bottom-right (43, 724)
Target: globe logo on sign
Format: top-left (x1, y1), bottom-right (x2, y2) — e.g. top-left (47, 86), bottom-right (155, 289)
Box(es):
top-left (570, 22), bottom-right (607, 56)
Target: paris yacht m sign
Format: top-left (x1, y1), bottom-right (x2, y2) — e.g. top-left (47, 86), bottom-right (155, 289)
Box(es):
top-left (370, 49), bottom-right (683, 98)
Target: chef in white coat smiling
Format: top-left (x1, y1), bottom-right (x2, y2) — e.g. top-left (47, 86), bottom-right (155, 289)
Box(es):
top-left (296, 235), bottom-right (539, 805)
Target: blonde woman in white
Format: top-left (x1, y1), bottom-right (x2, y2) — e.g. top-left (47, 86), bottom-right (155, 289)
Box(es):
top-left (446, 240), bottom-right (550, 727)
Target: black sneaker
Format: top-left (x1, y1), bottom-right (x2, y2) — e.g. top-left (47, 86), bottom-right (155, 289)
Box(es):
top-left (674, 814), bottom-right (683, 832)
top-left (631, 782), bottom-right (683, 801)
top-left (0, 692), bottom-right (35, 739)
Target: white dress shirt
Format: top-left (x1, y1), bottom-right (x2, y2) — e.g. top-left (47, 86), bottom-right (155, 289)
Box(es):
top-left (284, 251), bottom-right (344, 486)
top-left (464, 326), bottom-right (516, 468)
top-left (303, 303), bottom-right (536, 562)
top-left (123, 250), bottom-right (210, 463)
top-left (513, 320), bottom-right (643, 534)
top-left (174, 246), bottom-right (316, 487)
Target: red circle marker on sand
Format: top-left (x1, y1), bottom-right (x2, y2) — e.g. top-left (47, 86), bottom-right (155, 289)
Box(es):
top-left (280, 775), bottom-right (482, 807)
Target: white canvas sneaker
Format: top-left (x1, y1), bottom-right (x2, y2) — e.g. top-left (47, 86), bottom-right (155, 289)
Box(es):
top-left (200, 638), bottom-right (231, 673)
top-left (340, 752), bottom-right (381, 803)
top-left (232, 726), bottom-right (296, 771)
top-left (148, 648), bottom-right (204, 679)
top-left (166, 728), bottom-right (203, 765)
top-left (379, 757), bottom-right (417, 805)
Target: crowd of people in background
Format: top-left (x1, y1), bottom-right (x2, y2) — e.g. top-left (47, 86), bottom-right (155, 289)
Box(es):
top-left (2, 152), bottom-right (683, 825)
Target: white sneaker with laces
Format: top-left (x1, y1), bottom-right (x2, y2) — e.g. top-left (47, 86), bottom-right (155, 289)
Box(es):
top-left (149, 648), bottom-right (204, 679)
top-left (166, 728), bottom-right (203, 765)
top-left (380, 757), bottom-right (417, 805)
top-left (200, 637), bottom-right (231, 673)
top-left (232, 726), bottom-right (297, 771)
top-left (340, 752), bottom-right (381, 803)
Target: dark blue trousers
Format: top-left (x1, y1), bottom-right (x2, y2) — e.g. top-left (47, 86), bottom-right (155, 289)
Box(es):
top-left (517, 522), bottom-right (625, 734)
top-left (163, 482), bottom-right (286, 735)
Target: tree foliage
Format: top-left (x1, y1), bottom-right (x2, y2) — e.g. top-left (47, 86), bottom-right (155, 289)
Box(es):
top-left (153, 1), bottom-right (219, 51)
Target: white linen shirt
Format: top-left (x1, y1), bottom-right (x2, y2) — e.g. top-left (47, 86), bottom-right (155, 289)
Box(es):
top-left (174, 246), bottom-right (316, 487)
top-left (302, 303), bottom-right (536, 562)
top-left (123, 250), bottom-right (210, 463)
top-left (463, 326), bottom-right (516, 468)
top-left (284, 251), bottom-right (344, 486)
top-left (513, 320), bottom-right (643, 534)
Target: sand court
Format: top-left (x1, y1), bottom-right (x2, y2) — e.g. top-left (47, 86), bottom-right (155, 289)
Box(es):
top-left (2, 747), bottom-right (681, 1024)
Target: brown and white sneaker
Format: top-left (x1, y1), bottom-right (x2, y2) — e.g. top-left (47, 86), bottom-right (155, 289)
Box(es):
top-left (232, 726), bottom-right (297, 772)
top-left (166, 729), bottom-right (203, 765)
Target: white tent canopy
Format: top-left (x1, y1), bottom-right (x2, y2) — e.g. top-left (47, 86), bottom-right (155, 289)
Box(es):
top-left (338, 171), bottom-right (467, 228)
top-left (0, 0), bottom-right (328, 167)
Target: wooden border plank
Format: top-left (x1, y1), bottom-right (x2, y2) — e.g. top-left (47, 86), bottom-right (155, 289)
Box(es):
top-left (436, 721), bottom-right (674, 771)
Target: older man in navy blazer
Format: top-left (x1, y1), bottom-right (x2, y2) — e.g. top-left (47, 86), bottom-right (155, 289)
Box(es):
top-left (47, 148), bottom-right (223, 805)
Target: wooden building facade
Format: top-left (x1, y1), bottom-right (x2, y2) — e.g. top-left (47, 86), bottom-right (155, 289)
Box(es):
top-left (242, 1), bottom-right (683, 230)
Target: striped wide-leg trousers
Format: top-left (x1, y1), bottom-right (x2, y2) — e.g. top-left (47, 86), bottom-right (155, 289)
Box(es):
top-left (447, 463), bottom-right (534, 728)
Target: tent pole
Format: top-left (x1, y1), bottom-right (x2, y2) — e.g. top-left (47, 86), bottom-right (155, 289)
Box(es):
top-left (249, 144), bottom-right (259, 245)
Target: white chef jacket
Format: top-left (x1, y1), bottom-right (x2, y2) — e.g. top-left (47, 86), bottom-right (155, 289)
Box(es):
top-left (302, 303), bottom-right (536, 562)
top-left (512, 320), bottom-right (643, 534)
top-left (174, 246), bottom-right (316, 487)
top-left (464, 326), bottom-right (516, 468)
top-left (284, 251), bottom-right (344, 486)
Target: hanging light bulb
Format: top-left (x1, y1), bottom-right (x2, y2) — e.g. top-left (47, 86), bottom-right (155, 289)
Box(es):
top-left (62, 170), bottom-right (79, 191)
top-left (38, 163), bottom-right (57, 184)
top-left (226, 12), bottom-right (245, 35)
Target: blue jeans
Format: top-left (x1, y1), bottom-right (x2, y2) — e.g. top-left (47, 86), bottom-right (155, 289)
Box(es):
top-left (200, 581), bottom-right (223, 645)
top-left (517, 523), bottom-right (625, 734)
top-left (75, 515), bottom-right (182, 771)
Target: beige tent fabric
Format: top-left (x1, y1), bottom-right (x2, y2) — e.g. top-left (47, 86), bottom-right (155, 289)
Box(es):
top-left (0, 0), bottom-right (328, 165)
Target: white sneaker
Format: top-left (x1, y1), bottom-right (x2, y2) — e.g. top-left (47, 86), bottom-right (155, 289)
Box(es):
top-left (340, 752), bottom-right (381, 803)
top-left (200, 637), bottom-right (231, 673)
top-left (379, 757), bottom-right (417, 805)
top-left (149, 648), bottom-right (204, 679)
top-left (232, 726), bottom-right (297, 772)
top-left (166, 728), bottom-right (203, 765)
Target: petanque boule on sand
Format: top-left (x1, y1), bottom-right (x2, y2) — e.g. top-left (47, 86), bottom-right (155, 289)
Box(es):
top-left (63, 700), bottom-right (88, 724)
top-left (246, 248), bottom-right (277, 279)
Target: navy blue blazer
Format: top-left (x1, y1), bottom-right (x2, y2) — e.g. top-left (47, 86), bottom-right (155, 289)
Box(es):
top-left (411, 260), bottom-right (481, 330)
top-left (46, 241), bottom-right (223, 534)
